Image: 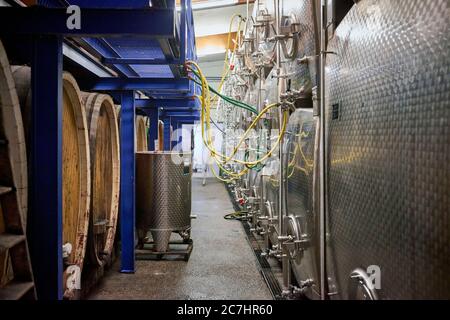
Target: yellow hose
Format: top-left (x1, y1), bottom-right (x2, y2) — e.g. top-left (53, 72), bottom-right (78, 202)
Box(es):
top-left (187, 60), bottom-right (288, 184)
top-left (212, 14), bottom-right (243, 105)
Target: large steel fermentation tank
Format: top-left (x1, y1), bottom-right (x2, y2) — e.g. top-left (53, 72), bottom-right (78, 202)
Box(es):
top-left (136, 152), bottom-right (192, 252)
top-left (284, 108), bottom-right (320, 299)
top-left (324, 0), bottom-right (450, 299)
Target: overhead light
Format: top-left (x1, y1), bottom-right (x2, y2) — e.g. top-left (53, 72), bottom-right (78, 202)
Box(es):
top-left (177, 0), bottom-right (238, 11)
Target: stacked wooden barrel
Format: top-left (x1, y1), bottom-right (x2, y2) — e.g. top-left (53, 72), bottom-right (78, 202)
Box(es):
top-left (12, 67), bottom-right (91, 298)
top-left (158, 120), bottom-right (164, 151)
top-left (135, 115), bottom-right (148, 151)
top-left (114, 106), bottom-right (149, 151)
top-left (81, 93), bottom-right (120, 267)
top-left (60, 73), bottom-right (91, 299)
top-left (11, 67), bottom-right (123, 298)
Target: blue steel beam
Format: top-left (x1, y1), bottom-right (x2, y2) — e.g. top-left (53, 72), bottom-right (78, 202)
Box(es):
top-left (82, 77), bottom-right (190, 91)
top-left (135, 98), bottom-right (197, 109)
top-left (171, 122), bottom-right (179, 150)
top-left (169, 119), bottom-right (198, 125)
top-left (0, 7), bottom-right (175, 37)
top-left (120, 91), bottom-right (135, 274)
top-left (28, 35), bottom-right (63, 300)
top-left (60, 0), bottom-right (151, 8)
top-left (160, 114), bottom-right (199, 151)
top-left (102, 58), bottom-right (177, 65)
top-left (160, 111), bottom-right (200, 117)
top-left (172, 126), bottom-right (193, 152)
top-left (163, 117), bottom-right (171, 151)
top-left (144, 108), bottom-right (159, 151)
top-left (172, 118), bottom-right (197, 123)
top-left (177, 123), bottom-right (183, 150)
top-left (63, 41), bottom-right (114, 77)
top-left (80, 38), bottom-right (140, 78)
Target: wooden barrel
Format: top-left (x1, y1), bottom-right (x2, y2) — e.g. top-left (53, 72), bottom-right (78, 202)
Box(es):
top-left (0, 65), bottom-right (27, 230)
top-left (12, 66), bottom-right (90, 298)
top-left (136, 115), bottom-right (148, 151)
top-left (115, 107), bottom-right (148, 151)
top-left (0, 40), bottom-right (30, 292)
top-left (81, 92), bottom-right (120, 267)
top-left (157, 120), bottom-right (164, 151)
top-left (60, 73), bottom-right (90, 298)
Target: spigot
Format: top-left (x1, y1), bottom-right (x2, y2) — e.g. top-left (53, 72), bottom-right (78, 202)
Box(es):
top-left (297, 56), bottom-right (310, 65)
top-left (251, 51), bottom-right (263, 58)
top-left (278, 235), bottom-right (294, 242)
top-left (261, 248), bottom-right (281, 259)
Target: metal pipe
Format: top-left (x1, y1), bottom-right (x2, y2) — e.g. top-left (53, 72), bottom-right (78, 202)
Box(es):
top-left (281, 126), bottom-right (291, 293)
top-left (274, 0), bottom-right (283, 237)
top-left (319, 0), bottom-right (328, 301)
top-left (273, 0), bottom-right (290, 293)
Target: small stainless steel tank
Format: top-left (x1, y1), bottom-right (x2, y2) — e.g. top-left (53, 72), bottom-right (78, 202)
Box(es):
top-left (136, 151), bottom-right (192, 252)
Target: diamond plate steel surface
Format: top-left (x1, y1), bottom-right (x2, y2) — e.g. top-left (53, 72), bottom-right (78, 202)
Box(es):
top-left (136, 152), bottom-right (192, 243)
top-left (285, 109), bottom-right (320, 299)
top-left (325, 0), bottom-right (450, 299)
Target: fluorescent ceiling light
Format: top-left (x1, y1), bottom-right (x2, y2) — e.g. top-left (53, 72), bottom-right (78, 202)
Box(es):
top-left (177, 0), bottom-right (238, 11)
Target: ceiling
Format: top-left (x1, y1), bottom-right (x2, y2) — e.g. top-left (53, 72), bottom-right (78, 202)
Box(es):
top-left (190, 0), bottom-right (254, 86)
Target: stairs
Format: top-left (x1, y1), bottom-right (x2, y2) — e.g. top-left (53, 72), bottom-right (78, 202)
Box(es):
top-left (0, 184), bottom-right (36, 300)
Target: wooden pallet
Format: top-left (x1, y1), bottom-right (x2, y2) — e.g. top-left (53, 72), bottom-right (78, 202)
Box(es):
top-left (136, 239), bottom-right (194, 262)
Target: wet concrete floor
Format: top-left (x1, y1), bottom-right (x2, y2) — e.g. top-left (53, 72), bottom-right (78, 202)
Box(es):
top-left (88, 177), bottom-right (272, 300)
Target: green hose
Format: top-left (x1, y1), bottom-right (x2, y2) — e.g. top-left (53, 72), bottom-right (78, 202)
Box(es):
top-left (190, 70), bottom-right (258, 114)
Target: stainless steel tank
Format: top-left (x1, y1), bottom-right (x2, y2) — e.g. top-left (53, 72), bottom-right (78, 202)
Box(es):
top-left (284, 108), bottom-right (320, 299)
top-left (136, 152), bottom-right (192, 252)
top-left (325, 0), bottom-right (450, 299)
top-left (279, 0), bottom-right (319, 108)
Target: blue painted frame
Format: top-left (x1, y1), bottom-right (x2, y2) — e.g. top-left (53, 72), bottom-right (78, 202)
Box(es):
top-left (83, 78), bottom-right (191, 92)
top-left (145, 108), bottom-right (159, 151)
top-left (1, 0), bottom-right (197, 299)
top-left (119, 91), bottom-right (136, 273)
top-left (0, 7), bottom-right (177, 38)
top-left (28, 35), bottom-right (64, 300)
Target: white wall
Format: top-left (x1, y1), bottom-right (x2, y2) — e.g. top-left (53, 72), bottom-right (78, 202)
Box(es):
top-left (192, 123), bottom-right (223, 177)
top-left (193, 3), bottom-right (253, 37)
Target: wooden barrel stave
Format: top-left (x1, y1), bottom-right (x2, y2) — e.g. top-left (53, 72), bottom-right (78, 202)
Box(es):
top-left (81, 92), bottom-right (120, 267)
top-left (135, 115), bottom-right (148, 152)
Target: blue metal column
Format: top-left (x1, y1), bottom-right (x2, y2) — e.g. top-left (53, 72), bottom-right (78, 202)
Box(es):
top-left (179, 123), bottom-right (184, 151)
top-left (120, 91), bottom-right (135, 273)
top-left (146, 108), bottom-right (159, 151)
top-left (28, 35), bottom-right (63, 300)
top-left (163, 117), bottom-right (171, 151)
top-left (180, 0), bottom-right (186, 63)
top-left (171, 121), bottom-right (179, 150)
top-left (177, 122), bottom-right (184, 150)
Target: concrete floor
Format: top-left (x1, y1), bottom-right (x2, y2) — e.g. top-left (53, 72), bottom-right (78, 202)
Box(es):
top-left (88, 177), bottom-right (272, 300)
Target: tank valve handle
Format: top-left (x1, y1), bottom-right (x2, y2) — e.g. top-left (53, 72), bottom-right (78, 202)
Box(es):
top-left (190, 215), bottom-right (198, 219)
